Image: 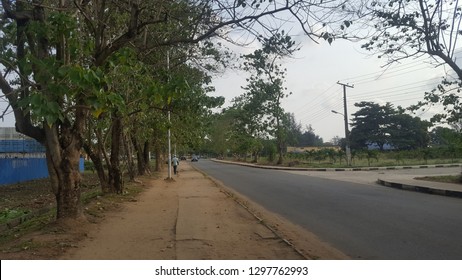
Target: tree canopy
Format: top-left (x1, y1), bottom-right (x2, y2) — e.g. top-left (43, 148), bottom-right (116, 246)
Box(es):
top-left (298, 125), bottom-right (324, 147)
top-left (350, 101), bottom-right (430, 150)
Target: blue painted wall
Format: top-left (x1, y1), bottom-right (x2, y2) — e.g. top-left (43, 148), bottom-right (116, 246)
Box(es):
top-left (0, 158), bottom-right (85, 185)
top-left (0, 139), bottom-right (46, 153)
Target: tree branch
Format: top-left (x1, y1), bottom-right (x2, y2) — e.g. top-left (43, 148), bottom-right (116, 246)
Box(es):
top-left (1, 0), bottom-right (33, 20)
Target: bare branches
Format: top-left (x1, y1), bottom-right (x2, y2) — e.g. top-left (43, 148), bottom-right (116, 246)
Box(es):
top-left (363, 0), bottom-right (462, 80)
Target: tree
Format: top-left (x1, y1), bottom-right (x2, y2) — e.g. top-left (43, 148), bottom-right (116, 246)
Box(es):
top-left (388, 110), bottom-right (431, 150)
top-left (228, 98), bottom-right (266, 162)
top-left (240, 33), bottom-right (298, 164)
top-left (298, 125), bottom-right (324, 146)
top-left (362, 0), bottom-right (462, 123)
top-left (208, 112), bottom-right (231, 158)
top-left (208, 108), bottom-right (246, 158)
top-left (430, 126), bottom-right (460, 146)
top-left (168, 65), bottom-right (225, 155)
top-left (284, 113), bottom-right (303, 147)
top-left (350, 101), bottom-right (429, 150)
top-left (350, 102), bottom-right (395, 150)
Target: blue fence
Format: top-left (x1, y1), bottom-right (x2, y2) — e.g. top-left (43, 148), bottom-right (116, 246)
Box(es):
top-left (0, 158), bottom-right (84, 185)
top-left (0, 139), bottom-right (46, 153)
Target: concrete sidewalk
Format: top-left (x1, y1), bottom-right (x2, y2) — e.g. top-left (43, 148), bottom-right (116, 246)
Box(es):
top-left (62, 161), bottom-right (338, 260)
top-left (173, 163), bottom-right (306, 259)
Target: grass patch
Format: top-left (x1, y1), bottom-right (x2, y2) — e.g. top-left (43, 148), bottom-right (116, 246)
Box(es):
top-left (415, 175), bottom-right (462, 184)
top-left (0, 209), bottom-right (55, 245)
top-left (81, 190), bottom-right (103, 204)
top-left (81, 178), bottom-right (146, 220)
top-left (0, 208), bottom-right (30, 224)
top-left (242, 155), bottom-right (462, 169)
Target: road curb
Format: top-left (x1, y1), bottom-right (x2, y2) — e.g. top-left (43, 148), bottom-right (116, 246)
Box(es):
top-left (376, 178), bottom-right (462, 199)
top-left (211, 159), bottom-right (462, 172)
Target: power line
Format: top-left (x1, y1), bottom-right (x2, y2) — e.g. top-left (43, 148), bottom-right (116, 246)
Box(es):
top-left (349, 87), bottom-right (428, 101)
top-left (292, 60), bottom-right (442, 120)
top-left (296, 94), bottom-right (343, 121)
top-left (288, 51), bottom-right (456, 139)
top-left (349, 76), bottom-right (442, 98)
top-left (290, 84), bottom-right (339, 115)
top-left (341, 57), bottom-right (431, 83)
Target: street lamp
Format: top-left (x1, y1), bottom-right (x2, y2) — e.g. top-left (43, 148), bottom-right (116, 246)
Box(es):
top-left (331, 110), bottom-right (352, 166)
top-left (166, 50), bottom-right (172, 180)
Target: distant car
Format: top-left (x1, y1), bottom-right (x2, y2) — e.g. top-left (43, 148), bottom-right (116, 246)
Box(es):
top-left (180, 156), bottom-right (186, 160)
top-left (191, 155), bottom-right (199, 162)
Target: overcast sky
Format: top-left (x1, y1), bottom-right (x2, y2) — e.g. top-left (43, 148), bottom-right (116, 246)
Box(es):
top-left (211, 36), bottom-right (452, 142)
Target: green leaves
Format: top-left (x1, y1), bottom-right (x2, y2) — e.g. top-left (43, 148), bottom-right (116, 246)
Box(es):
top-left (350, 101), bottom-right (430, 150)
top-left (66, 64), bottom-right (105, 88)
top-left (18, 92), bottom-right (64, 126)
top-left (233, 32), bottom-right (296, 161)
top-left (48, 12), bottom-right (78, 39)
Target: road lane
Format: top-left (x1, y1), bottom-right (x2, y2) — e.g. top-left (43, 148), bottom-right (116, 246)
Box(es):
top-left (193, 159), bottom-right (462, 259)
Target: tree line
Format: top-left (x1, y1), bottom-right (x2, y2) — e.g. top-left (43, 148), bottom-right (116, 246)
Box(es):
top-left (205, 97), bottom-right (462, 166)
top-left (0, 1), bottom-right (355, 221)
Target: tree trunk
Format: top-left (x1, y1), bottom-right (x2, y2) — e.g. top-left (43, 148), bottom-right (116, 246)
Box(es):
top-left (277, 148), bottom-right (284, 164)
top-left (154, 143), bottom-right (162, 172)
top-left (108, 114), bottom-right (123, 193)
top-left (143, 140), bottom-right (151, 174)
top-left (124, 133), bottom-right (137, 181)
top-left (83, 142), bottom-right (109, 193)
top-left (276, 137), bottom-right (284, 165)
top-left (133, 138), bottom-right (151, 176)
top-left (252, 151), bottom-right (258, 163)
top-left (132, 136), bottom-right (145, 175)
top-left (44, 124), bottom-right (83, 220)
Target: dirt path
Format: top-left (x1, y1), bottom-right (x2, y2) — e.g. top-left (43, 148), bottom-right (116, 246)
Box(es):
top-left (57, 161), bottom-right (347, 260)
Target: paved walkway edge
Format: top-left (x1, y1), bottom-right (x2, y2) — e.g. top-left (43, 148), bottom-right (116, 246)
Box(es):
top-left (376, 178), bottom-right (462, 199)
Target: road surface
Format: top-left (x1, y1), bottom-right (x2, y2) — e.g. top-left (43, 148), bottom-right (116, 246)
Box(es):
top-left (193, 160), bottom-right (462, 259)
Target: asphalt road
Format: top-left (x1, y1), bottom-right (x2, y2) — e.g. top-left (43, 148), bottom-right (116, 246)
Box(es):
top-left (193, 159), bottom-right (462, 259)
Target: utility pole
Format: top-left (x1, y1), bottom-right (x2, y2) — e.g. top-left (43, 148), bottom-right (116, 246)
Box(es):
top-left (167, 50), bottom-right (172, 179)
top-left (337, 81), bottom-right (354, 166)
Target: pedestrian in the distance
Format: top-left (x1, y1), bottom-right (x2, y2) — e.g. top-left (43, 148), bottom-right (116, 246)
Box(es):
top-left (172, 155), bottom-right (179, 175)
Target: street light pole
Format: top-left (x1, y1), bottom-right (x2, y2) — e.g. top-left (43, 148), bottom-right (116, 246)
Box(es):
top-left (167, 50), bottom-right (172, 180)
top-left (336, 82), bottom-right (354, 166)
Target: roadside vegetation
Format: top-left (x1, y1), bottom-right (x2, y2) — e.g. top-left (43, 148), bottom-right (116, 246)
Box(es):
top-left (203, 103), bottom-right (462, 170)
top-left (217, 148), bottom-right (462, 169)
top-left (0, 168), bottom-right (151, 251)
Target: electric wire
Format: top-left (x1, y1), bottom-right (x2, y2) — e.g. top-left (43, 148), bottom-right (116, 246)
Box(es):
top-left (290, 56), bottom-right (448, 132)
